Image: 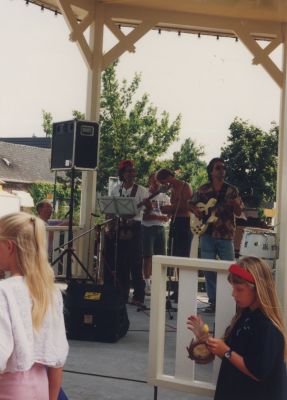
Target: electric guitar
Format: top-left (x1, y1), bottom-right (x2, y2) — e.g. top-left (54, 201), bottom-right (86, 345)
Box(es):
top-left (190, 198), bottom-right (218, 236)
top-left (137, 184), bottom-right (171, 209)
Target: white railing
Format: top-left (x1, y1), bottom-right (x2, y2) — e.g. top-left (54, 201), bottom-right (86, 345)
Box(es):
top-left (46, 225), bottom-right (88, 279)
top-left (148, 255), bottom-right (236, 397)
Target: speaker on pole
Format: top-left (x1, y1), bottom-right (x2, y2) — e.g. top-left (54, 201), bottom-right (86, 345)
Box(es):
top-left (51, 119), bottom-right (99, 171)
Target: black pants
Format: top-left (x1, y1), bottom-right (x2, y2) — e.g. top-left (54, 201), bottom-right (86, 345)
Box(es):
top-left (104, 221), bottom-right (145, 303)
top-left (168, 216), bottom-right (192, 257)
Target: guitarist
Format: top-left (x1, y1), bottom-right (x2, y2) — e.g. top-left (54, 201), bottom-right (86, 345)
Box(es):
top-left (108, 160), bottom-right (148, 307)
top-left (189, 158), bottom-right (243, 313)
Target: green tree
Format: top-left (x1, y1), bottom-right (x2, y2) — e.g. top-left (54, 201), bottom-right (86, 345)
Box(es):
top-left (42, 110), bottom-right (53, 137)
top-left (153, 138), bottom-right (207, 189)
top-left (29, 181), bottom-right (81, 223)
top-left (98, 62), bottom-right (181, 192)
top-left (72, 110), bottom-right (85, 120)
top-left (221, 118), bottom-right (278, 208)
top-left (170, 138), bottom-right (207, 188)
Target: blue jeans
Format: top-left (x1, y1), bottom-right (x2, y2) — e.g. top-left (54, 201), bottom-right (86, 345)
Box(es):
top-left (200, 234), bottom-right (235, 305)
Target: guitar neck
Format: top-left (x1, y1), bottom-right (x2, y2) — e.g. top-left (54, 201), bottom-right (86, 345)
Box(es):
top-left (137, 185), bottom-right (169, 209)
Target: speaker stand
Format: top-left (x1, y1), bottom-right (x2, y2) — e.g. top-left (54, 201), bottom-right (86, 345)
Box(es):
top-left (51, 167), bottom-right (94, 282)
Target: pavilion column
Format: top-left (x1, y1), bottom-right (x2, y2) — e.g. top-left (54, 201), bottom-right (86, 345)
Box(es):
top-left (276, 23), bottom-right (287, 318)
top-left (80, 2), bottom-right (104, 272)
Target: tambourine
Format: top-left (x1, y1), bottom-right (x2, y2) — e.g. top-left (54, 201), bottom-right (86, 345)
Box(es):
top-left (186, 338), bottom-right (215, 365)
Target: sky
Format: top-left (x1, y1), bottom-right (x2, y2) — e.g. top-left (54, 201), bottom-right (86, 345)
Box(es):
top-left (0, 0), bottom-right (282, 162)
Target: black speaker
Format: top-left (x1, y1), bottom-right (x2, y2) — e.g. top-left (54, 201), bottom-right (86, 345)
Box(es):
top-left (64, 280), bottom-right (130, 343)
top-left (51, 119), bottom-right (99, 170)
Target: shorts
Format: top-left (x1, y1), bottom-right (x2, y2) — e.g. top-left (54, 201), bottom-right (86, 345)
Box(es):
top-left (142, 225), bottom-right (166, 257)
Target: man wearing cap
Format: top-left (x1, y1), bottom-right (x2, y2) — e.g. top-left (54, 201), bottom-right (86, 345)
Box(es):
top-left (189, 158), bottom-right (243, 313)
top-left (107, 160), bottom-right (148, 307)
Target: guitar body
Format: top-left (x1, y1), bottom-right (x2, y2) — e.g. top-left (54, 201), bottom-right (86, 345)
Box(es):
top-left (190, 198), bottom-right (218, 236)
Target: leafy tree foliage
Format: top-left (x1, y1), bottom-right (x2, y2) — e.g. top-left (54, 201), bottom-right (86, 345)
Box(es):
top-left (28, 182), bottom-right (80, 221)
top-left (153, 138), bottom-right (207, 189)
top-left (221, 118), bottom-right (278, 208)
top-left (41, 62), bottom-right (208, 197)
top-left (42, 110), bottom-right (53, 137)
top-left (97, 62), bottom-right (181, 192)
top-left (170, 138), bottom-right (207, 188)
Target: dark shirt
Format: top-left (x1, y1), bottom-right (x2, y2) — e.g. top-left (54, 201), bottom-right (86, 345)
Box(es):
top-left (215, 308), bottom-right (287, 400)
top-left (191, 181), bottom-right (242, 240)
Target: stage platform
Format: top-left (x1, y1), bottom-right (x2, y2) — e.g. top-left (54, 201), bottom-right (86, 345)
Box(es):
top-left (61, 292), bottom-right (214, 400)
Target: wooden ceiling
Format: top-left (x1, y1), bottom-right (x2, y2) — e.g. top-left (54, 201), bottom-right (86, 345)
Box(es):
top-left (29, 1), bottom-right (287, 23)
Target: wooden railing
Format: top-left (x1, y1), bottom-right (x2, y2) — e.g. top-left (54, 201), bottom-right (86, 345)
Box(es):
top-left (148, 255), bottom-right (236, 397)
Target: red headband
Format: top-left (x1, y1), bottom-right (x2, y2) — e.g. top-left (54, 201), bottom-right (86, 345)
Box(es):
top-left (229, 264), bottom-right (255, 284)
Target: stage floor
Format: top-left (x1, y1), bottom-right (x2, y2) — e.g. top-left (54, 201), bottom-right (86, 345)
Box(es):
top-left (61, 291), bottom-right (214, 400)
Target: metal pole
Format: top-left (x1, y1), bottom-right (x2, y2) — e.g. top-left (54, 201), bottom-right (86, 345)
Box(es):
top-left (66, 167), bottom-right (75, 280)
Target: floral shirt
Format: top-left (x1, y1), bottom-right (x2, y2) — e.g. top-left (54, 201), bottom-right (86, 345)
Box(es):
top-left (190, 181), bottom-right (243, 240)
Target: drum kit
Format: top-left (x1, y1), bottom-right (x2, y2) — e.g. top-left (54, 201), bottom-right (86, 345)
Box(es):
top-left (239, 227), bottom-right (278, 270)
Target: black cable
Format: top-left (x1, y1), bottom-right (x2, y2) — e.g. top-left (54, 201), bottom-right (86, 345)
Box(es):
top-left (63, 369), bottom-right (147, 384)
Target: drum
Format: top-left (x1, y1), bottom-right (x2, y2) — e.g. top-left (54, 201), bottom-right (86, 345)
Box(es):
top-left (239, 228), bottom-right (277, 268)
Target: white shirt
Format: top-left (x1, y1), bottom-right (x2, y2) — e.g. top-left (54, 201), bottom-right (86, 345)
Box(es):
top-left (0, 276), bottom-right (69, 373)
top-left (111, 183), bottom-right (148, 221)
top-left (142, 192), bottom-right (170, 227)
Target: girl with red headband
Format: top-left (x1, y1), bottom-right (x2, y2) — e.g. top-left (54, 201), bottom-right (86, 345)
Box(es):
top-left (187, 256), bottom-right (287, 400)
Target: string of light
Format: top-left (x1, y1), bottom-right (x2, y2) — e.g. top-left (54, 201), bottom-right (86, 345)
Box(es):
top-left (21, 0), bottom-right (240, 41)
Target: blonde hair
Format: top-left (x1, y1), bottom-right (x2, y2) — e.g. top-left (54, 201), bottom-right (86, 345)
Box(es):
top-left (225, 256), bottom-right (287, 359)
top-left (0, 212), bottom-right (55, 330)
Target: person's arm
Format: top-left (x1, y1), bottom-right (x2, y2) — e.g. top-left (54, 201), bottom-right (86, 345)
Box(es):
top-left (143, 212), bottom-right (169, 222)
top-left (228, 188), bottom-right (244, 217)
top-left (188, 202), bottom-right (203, 219)
top-left (206, 338), bottom-right (259, 381)
top-left (47, 366), bottom-right (63, 400)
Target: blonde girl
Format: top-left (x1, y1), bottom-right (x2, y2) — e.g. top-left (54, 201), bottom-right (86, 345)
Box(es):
top-left (0, 212), bottom-right (68, 400)
top-left (187, 256), bottom-right (287, 400)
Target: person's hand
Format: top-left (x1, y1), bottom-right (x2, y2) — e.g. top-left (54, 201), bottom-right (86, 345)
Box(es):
top-left (160, 205), bottom-right (172, 215)
top-left (188, 202), bottom-right (202, 219)
top-left (142, 198), bottom-right (153, 210)
top-left (187, 315), bottom-right (207, 339)
top-left (158, 215), bottom-right (170, 222)
top-left (206, 338), bottom-right (229, 357)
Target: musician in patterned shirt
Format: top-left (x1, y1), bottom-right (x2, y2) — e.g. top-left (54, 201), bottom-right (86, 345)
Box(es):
top-left (189, 158), bottom-right (243, 313)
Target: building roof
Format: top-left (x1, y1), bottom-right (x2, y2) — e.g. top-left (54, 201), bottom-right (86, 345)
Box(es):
top-left (0, 137), bottom-right (51, 149)
top-left (0, 141), bottom-right (55, 184)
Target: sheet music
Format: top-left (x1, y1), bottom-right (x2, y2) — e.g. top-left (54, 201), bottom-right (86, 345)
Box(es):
top-left (97, 196), bottom-right (137, 216)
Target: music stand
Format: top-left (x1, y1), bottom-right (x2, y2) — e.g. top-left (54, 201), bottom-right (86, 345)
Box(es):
top-left (97, 196), bottom-right (138, 288)
top-left (97, 196), bottom-right (137, 216)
